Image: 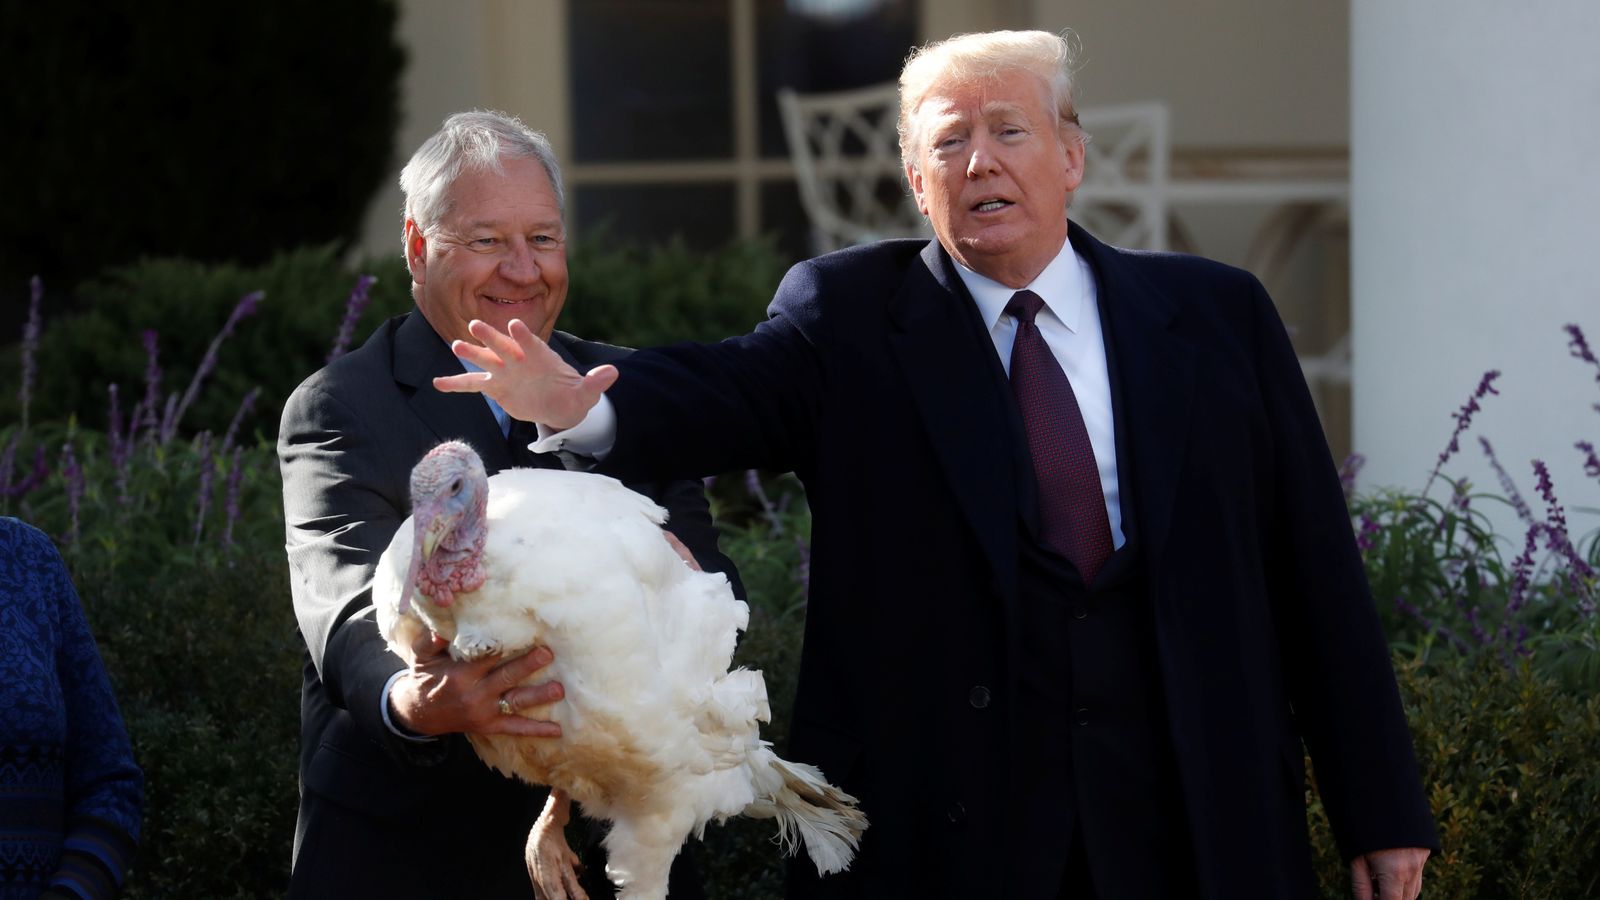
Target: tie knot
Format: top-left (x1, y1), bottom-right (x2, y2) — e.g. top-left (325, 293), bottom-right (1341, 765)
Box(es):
top-left (1005, 290), bottom-right (1045, 326)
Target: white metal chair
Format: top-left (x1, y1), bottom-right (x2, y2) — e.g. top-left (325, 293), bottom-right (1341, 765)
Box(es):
top-left (778, 83), bottom-right (927, 253)
top-left (1071, 102), bottom-right (1171, 251)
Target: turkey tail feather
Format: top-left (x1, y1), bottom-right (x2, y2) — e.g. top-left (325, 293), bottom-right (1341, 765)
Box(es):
top-left (748, 756), bottom-right (868, 875)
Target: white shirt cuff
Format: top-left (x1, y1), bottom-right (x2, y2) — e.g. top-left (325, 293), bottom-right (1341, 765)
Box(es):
top-left (531, 395), bottom-right (618, 460)
top-left (381, 668), bottom-right (438, 743)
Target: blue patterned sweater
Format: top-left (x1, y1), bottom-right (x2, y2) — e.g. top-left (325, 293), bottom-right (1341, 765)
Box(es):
top-left (0, 519), bottom-right (142, 899)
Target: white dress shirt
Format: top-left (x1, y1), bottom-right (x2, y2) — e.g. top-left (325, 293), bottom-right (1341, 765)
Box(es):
top-left (952, 240), bottom-right (1124, 549)
top-left (534, 237), bottom-right (1124, 548)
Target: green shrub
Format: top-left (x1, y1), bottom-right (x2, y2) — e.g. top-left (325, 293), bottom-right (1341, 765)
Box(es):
top-left (1308, 657), bottom-right (1600, 899)
top-left (0, 0), bottom-right (404, 291)
top-left (560, 231), bottom-right (788, 348)
top-left (8, 246), bottom-right (413, 439)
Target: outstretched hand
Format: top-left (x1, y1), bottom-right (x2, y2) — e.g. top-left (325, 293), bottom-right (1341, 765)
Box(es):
top-left (433, 318), bottom-right (617, 430)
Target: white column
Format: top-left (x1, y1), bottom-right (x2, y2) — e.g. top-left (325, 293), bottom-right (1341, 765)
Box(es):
top-left (1351, 1), bottom-right (1600, 527)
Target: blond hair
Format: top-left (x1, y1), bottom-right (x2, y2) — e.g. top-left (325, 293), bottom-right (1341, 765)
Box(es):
top-left (897, 29), bottom-right (1083, 172)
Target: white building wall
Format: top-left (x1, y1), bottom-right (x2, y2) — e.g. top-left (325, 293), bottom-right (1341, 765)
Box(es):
top-left (1028, 0), bottom-right (1348, 149)
top-left (1351, 2), bottom-right (1600, 520)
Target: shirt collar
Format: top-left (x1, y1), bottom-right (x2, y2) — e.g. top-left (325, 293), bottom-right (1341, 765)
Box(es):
top-left (953, 235), bottom-right (1087, 333)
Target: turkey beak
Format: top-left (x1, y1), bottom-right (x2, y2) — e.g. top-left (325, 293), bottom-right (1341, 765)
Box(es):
top-left (421, 511), bottom-right (456, 559)
top-left (400, 500), bottom-right (449, 616)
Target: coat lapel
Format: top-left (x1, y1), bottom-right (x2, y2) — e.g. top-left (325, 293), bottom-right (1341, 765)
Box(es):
top-left (391, 312), bottom-right (516, 473)
top-left (888, 241), bottom-right (1021, 600)
top-left (1069, 224), bottom-right (1195, 570)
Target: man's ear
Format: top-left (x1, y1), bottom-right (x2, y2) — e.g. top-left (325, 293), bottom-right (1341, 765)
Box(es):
top-left (906, 161), bottom-right (930, 216)
top-left (404, 219), bottom-right (428, 285)
top-left (1060, 128), bottom-right (1087, 194)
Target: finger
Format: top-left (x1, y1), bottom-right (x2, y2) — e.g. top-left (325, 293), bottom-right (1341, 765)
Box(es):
top-left (434, 370), bottom-right (493, 394)
top-left (507, 317), bottom-right (544, 349)
top-left (1350, 856), bottom-right (1373, 900)
top-left (564, 864), bottom-right (588, 900)
top-left (470, 317), bottom-right (532, 362)
top-left (492, 645), bottom-right (556, 688)
top-left (581, 364), bottom-right (619, 397)
top-left (410, 630), bottom-right (449, 660)
top-left (505, 679), bottom-right (566, 710)
top-left (450, 337), bottom-right (512, 370)
top-left (494, 716), bottom-right (563, 738)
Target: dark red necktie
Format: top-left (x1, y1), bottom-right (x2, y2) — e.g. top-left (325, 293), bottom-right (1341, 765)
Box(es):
top-left (1006, 290), bottom-right (1113, 584)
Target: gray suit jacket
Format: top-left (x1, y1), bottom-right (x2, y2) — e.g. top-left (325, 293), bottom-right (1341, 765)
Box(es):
top-left (279, 311), bottom-right (735, 898)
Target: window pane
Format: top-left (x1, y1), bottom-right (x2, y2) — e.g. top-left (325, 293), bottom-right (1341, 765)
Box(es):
top-left (759, 179), bottom-right (816, 263)
top-left (757, 0), bottom-right (920, 158)
top-left (575, 183), bottom-right (737, 250)
top-left (570, 0), bottom-right (733, 162)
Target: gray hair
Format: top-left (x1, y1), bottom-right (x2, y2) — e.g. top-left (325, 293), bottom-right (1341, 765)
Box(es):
top-left (398, 109), bottom-right (565, 239)
top-left (897, 30), bottom-right (1085, 174)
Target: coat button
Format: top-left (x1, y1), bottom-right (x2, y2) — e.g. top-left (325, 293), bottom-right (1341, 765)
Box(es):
top-left (1075, 707), bottom-right (1091, 726)
top-left (946, 801), bottom-right (966, 824)
top-left (968, 685), bottom-right (991, 709)
top-left (1072, 604), bottom-right (1089, 620)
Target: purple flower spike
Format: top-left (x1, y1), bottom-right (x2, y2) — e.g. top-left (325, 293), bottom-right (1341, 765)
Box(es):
top-left (60, 441), bottom-right (83, 548)
top-left (193, 432), bottom-right (215, 547)
top-left (327, 275), bottom-right (377, 364)
top-left (745, 469), bottom-right (783, 535)
top-left (1578, 441), bottom-right (1600, 484)
top-left (2, 446), bottom-right (49, 499)
top-left (223, 445), bottom-right (246, 548)
top-left (168, 291), bottom-right (265, 442)
top-left (1355, 514), bottom-right (1382, 553)
top-left (159, 393), bottom-right (179, 445)
top-left (106, 383), bottom-right (124, 464)
top-left (221, 386), bottom-right (262, 454)
top-left (0, 433), bottom-right (15, 502)
top-left (1478, 437), bottom-right (1534, 525)
top-left (1530, 460), bottom-right (1597, 602)
top-left (1505, 521), bottom-right (1540, 617)
top-left (19, 276), bottom-right (43, 432)
top-left (793, 534), bottom-right (812, 591)
top-left (1425, 370), bottom-right (1500, 496)
top-left (139, 330), bottom-right (162, 440)
top-left (1565, 323), bottom-right (1600, 382)
top-left (1337, 453), bottom-right (1366, 502)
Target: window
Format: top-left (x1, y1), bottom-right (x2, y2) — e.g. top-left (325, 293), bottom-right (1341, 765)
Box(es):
top-left (566, 0), bottom-right (919, 259)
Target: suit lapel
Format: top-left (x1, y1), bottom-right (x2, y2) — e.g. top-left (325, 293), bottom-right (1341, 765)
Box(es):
top-left (391, 312), bottom-right (517, 473)
top-left (1070, 224), bottom-right (1195, 570)
top-left (888, 242), bottom-right (1021, 600)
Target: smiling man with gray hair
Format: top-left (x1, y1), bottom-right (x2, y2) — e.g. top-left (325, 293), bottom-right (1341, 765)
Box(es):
top-left (439, 30), bottom-right (1437, 900)
top-left (278, 110), bottom-right (736, 899)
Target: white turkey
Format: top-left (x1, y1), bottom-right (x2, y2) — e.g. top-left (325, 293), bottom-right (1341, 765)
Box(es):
top-left (372, 440), bottom-right (866, 900)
